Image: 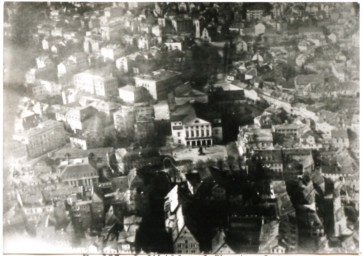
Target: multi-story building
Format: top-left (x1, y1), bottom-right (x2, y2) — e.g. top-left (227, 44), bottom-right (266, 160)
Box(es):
top-left (331, 129), bottom-right (350, 148)
top-left (330, 181), bottom-right (352, 237)
top-left (35, 55), bottom-right (55, 70)
top-left (13, 120), bottom-right (66, 158)
top-left (119, 85), bottom-right (136, 103)
top-left (164, 185), bottom-right (200, 254)
top-left (134, 104), bottom-right (155, 141)
top-left (171, 16), bottom-right (193, 33)
top-left (113, 106), bottom-right (135, 135)
top-left (31, 79), bottom-right (62, 100)
top-left (247, 8), bottom-right (264, 21)
top-left (84, 32), bottom-right (105, 54)
top-left (171, 116), bottom-right (214, 147)
top-left (100, 17), bottom-right (123, 41)
top-left (116, 52), bottom-right (145, 74)
top-left (154, 100), bottom-right (170, 121)
top-left (252, 149), bottom-right (284, 175)
top-left (134, 69), bottom-right (182, 100)
top-left (211, 230), bottom-right (235, 253)
top-left (89, 99), bottom-right (122, 121)
top-left (60, 157), bottom-right (99, 191)
top-left (73, 69), bottom-right (118, 97)
top-left (57, 52), bottom-right (88, 78)
top-left (100, 44), bottom-right (125, 62)
top-left (65, 106), bottom-right (97, 133)
top-left (237, 125), bottom-right (274, 155)
top-left (171, 104), bottom-right (216, 147)
top-left (272, 123), bottom-right (300, 137)
top-left (22, 204), bottom-right (55, 223)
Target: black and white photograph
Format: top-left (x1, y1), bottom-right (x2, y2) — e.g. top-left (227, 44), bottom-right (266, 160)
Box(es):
top-left (3, 1), bottom-right (360, 254)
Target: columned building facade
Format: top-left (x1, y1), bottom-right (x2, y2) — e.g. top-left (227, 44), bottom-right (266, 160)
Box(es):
top-left (171, 118), bottom-right (213, 147)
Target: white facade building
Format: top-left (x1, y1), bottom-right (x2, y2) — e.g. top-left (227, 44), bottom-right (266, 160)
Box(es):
top-left (171, 117), bottom-right (213, 147)
top-left (119, 85), bottom-right (136, 103)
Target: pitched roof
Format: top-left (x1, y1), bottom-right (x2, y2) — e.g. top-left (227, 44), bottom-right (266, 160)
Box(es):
top-left (258, 220), bottom-right (280, 252)
top-left (61, 161), bottom-right (98, 180)
top-left (254, 149), bottom-right (283, 163)
top-left (170, 103), bottom-right (196, 122)
top-left (51, 147), bottom-right (113, 162)
top-left (298, 26), bottom-right (323, 34)
top-left (111, 176), bottom-right (129, 192)
top-left (295, 74), bottom-right (324, 86)
top-left (273, 123), bottom-right (299, 130)
top-left (331, 128), bottom-right (348, 139)
top-left (119, 85), bottom-right (136, 93)
top-left (92, 191), bottom-right (104, 203)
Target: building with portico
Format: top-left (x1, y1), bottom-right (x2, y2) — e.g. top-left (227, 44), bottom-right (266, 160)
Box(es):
top-left (170, 103), bottom-right (222, 147)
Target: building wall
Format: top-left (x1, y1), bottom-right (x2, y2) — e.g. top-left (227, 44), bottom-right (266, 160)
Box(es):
top-left (113, 107), bottom-right (135, 134)
top-left (66, 111), bottom-right (82, 131)
top-left (273, 127), bottom-right (299, 136)
top-left (174, 227), bottom-right (200, 254)
top-left (213, 126), bottom-right (223, 143)
top-left (32, 80), bottom-right (62, 99)
top-left (26, 122), bottom-right (66, 158)
top-left (247, 10), bottom-right (264, 21)
top-left (70, 136), bottom-right (88, 150)
top-left (135, 73), bottom-right (181, 100)
top-left (135, 77), bottom-right (157, 99)
top-left (119, 89), bottom-right (135, 103)
top-left (74, 72), bottom-right (118, 97)
top-left (171, 121), bottom-right (187, 145)
top-left (171, 119), bottom-right (213, 147)
top-left (332, 137), bottom-right (349, 148)
top-left (64, 175), bottom-right (98, 188)
top-left (74, 72), bottom-right (95, 94)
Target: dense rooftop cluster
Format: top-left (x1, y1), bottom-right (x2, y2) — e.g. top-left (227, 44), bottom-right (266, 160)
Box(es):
top-left (3, 2), bottom-right (359, 254)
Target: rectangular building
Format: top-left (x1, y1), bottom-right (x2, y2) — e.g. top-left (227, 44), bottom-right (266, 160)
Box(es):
top-left (171, 114), bottom-right (213, 147)
top-left (237, 125), bottom-right (274, 155)
top-left (134, 69), bottom-right (182, 100)
top-left (73, 69), bottom-right (118, 97)
top-left (164, 185), bottom-right (200, 254)
top-left (13, 120), bottom-right (66, 158)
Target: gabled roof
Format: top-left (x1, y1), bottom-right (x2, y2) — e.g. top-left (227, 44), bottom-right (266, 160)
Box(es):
top-left (183, 116), bottom-right (209, 125)
top-left (92, 191), bottom-right (104, 203)
top-left (61, 161), bottom-right (98, 179)
top-left (212, 229), bottom-right (235, 253)
top-left (258, 220), bottom-right (280, 252)
top-left (170, 102), bottom-right (196, 122)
